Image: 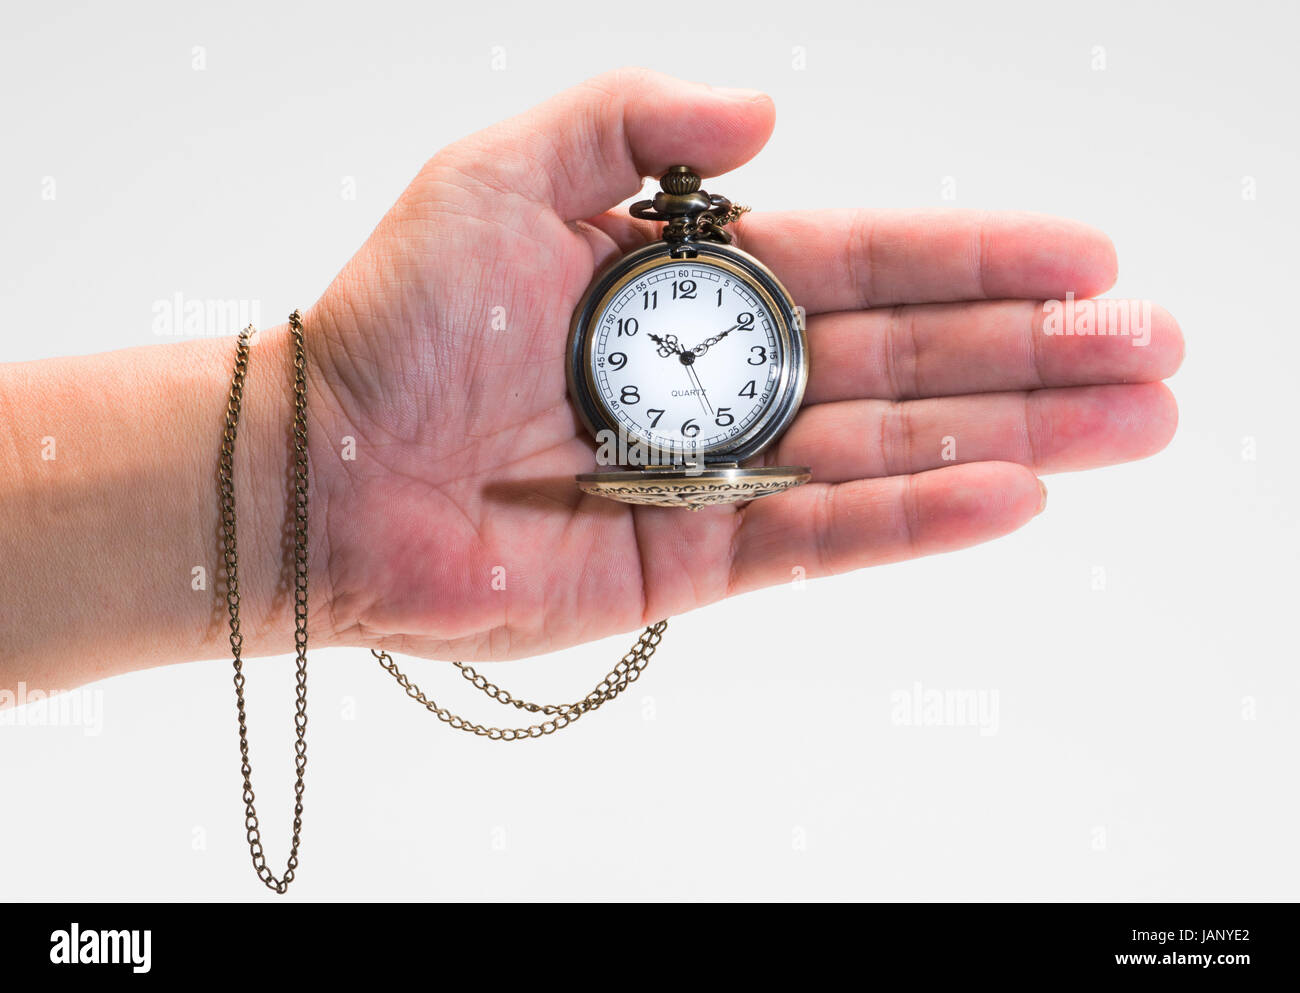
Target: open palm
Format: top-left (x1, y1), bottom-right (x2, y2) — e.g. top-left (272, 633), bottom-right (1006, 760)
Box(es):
top-left (303, 69), bottom-right (1181, 660)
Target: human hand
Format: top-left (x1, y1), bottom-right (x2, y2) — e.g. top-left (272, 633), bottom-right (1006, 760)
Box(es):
top-left (301, 68), bottom-right (1182, 661)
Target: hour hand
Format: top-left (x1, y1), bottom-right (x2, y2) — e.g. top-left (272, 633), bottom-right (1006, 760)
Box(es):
top-left (648, 333), bottom-right (683, 358)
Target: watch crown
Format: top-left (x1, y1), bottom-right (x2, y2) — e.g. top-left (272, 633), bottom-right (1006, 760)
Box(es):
top-left (660, 166), bottom-right (701, 195)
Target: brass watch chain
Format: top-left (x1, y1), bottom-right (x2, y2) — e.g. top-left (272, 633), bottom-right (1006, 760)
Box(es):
top-left (219, 312), bottom-right (668, 893)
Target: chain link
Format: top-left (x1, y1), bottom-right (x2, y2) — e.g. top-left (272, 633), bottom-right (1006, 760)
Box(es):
top-left (661, 197), bottom-right (750, 246)
top-left (220, 312), bottom-right (668, 891)
top-left (711, 201), bottom-right (751, 227)
top-left (693, 198), bottom-right (750, 243)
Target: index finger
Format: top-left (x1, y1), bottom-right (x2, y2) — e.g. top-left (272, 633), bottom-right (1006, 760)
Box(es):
top-left (730, 208), bottom-right (1118, 313)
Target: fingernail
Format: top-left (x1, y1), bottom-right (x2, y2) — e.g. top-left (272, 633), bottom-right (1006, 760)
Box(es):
top-left (1037, 479), bottom-right (1048, 514)
top-left (711, 85), bottom-right (767, 102)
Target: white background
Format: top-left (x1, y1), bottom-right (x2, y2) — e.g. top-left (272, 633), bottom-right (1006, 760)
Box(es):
top-left (1, 0), bottom-right (1296, 900)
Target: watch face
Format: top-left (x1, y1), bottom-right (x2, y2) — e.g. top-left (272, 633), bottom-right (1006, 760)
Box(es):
top-left (569, 241), bottom-right (806, 466)
top-left (586, 257), bottom-right (787, 458)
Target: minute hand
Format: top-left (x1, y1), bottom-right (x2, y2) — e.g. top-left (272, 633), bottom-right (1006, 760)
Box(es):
top-left (689, 324), bottom-right (740, 358)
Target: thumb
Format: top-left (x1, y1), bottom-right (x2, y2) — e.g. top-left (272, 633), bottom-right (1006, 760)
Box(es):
top-left (441, 67), bottom-right (776, 221)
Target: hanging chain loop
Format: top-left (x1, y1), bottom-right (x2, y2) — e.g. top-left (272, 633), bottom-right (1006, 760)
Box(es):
top-left (370, 619), bottom-right (667, 740)
top-left (220, 312), bottom-right (668, 892)
top-left (219, 313), bottom-right (310, 894)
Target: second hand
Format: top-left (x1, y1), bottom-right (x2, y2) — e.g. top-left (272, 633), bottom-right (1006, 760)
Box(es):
top-left (683, 360), bottom-right (713, 417)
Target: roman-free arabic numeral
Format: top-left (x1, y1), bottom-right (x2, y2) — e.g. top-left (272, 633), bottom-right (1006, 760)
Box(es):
top-left (642, 290), bottom-right (658, 311)
top-left (617, 317), bottom-right (639, 336)
top-left (748, 345), bottom-right (767, 365)
top-left (608, 351), bottom-right (627, 369)
top-left (737, 312), bottom-right (754, 330)
top-left (672, 279), bottom-right (696, 300)
top-left (647, 408), bottom-right (665, 428)
top-left (739, 380), bottom-right (757, 398)
top-left (681, 418), bottom-right (700, 438)
top-left (621, 385), bottom-right (640, 404)
top-left (715, 408), bottom-right (734, 427)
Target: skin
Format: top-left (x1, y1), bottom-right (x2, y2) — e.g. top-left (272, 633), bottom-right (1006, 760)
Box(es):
top-left (0, 69), bottom-right (1182, 695)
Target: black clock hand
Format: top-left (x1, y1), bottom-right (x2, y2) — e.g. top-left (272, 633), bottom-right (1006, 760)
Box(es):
top-left (688, 323), bottom-right (740, 358)
top-left (647, 333), bottom-right (683, 358)
top-left (646, 331), bottom-right (711, 415)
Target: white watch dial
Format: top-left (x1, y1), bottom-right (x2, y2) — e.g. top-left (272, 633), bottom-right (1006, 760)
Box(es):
top-left (591, 261), bottom-right (781, 454)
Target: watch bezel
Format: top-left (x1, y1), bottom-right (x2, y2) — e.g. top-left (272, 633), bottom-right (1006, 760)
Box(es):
top-left (566, 240), bottom-right (807, 466)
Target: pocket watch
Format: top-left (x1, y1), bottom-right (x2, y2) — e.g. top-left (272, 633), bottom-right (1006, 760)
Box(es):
top-left (567, 166), bottom-right (810, 509)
